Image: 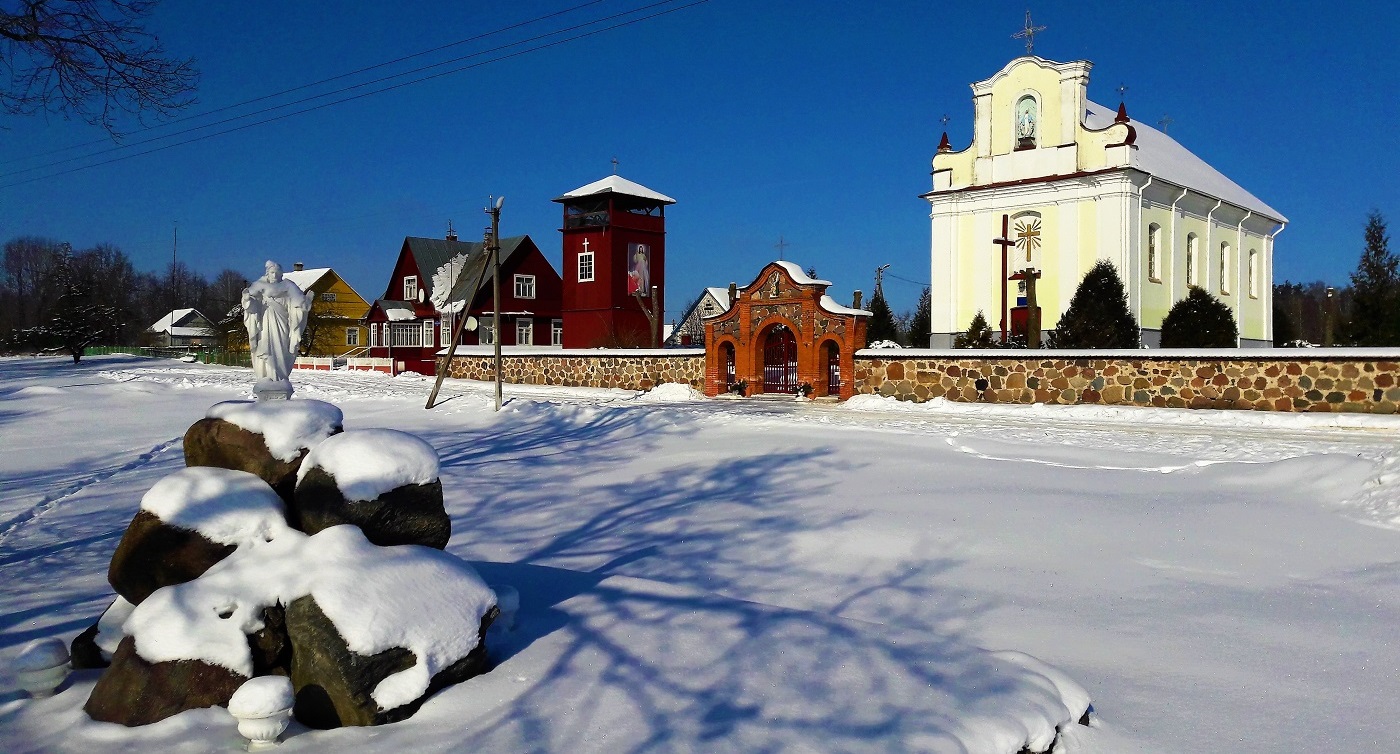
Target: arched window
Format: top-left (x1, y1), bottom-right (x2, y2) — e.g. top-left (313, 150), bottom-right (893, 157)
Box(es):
top-left (1219, 242), bottom-right (1232, 295)
top-left (1186, 233), bottom-right (1199, 286)
top-left (1248, 249), bottom-right (1259, 298)
top-left (1015, 95), bottom-right (1038, 150)
top-left (1147, 223), bottom-right (1162, 282)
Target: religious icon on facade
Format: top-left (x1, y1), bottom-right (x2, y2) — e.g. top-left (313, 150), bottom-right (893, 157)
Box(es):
top-left (1015, 95), bottom-right (1038, 149)
top-left (628, 243), bottom-right (650, 296)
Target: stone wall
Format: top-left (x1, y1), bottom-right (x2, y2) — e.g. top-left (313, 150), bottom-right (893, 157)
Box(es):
top-left (440, 348), bottom-right (705, 391)
top-left (853, 350), bottom-right (1400, 413)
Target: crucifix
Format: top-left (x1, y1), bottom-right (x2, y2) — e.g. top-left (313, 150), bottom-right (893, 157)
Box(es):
top-left (611, 157), bottom-right (619, 174)
top-left (1012, 10), bottom-right (1046, 54)
top-left (992, 214), bottom-right (1017, 343)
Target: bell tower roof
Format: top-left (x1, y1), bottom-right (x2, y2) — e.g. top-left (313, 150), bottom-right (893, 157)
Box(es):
top-left (554, 175), bottom-right (676, 205)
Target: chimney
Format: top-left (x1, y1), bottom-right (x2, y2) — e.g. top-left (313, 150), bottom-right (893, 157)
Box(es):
top-left (293, 262), bottom-right (304, 272)
top-left (727, 282), bottom-right (737, 303)
top-left (852, 290), bottom-right (863, 309)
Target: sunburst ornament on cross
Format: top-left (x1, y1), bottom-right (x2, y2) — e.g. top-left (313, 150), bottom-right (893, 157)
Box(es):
top-left (1014, 217), bottom-right (1042, 264)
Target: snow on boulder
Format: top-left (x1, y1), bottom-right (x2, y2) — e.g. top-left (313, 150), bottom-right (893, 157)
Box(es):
top-left (85, 636), bottom-right (248, 727)
top-left (292, 429), bottom-right (448, 549)
top-left (635, 382), bottom-right (705, 402)
top-left (106, 525), bottom-right (495, 728)
top-left (108, 468), bottom-right (291, 604)
top-left (70, 596), bottom-right (136, 669)
top-left (185, 399), bottom-right (343, 503)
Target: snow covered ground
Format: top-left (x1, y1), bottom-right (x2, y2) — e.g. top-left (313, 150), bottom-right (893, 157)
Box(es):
top-left (2, 355), bottom-right (1398, 752)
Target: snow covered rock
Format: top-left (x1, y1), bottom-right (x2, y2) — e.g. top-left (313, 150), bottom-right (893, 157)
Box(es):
top-left (107, 468), bottom-right (290, 604)
top-left (184, 399), bottom-right (343, 503)
top-left (84, 636), bottom-right (248, 726)
top-left (292, 429), bottom-right (449, 549)
top-left (286, 592), bottom-right (496, 728)
top-left (69, 596), bottom-right (136, 669)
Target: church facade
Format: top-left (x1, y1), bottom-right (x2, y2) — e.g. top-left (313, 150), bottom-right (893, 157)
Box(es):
top-left (925, 56), bottom-right (1287, 347)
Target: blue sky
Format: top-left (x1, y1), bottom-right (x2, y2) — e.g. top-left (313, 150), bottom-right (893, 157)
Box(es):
top-left (3, 0), bottom-right (1397, 319)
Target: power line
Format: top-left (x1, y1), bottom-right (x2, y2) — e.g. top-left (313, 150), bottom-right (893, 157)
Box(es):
top-left (885, 272), bottom-right (930, 287)
top-left (0, 1), bottom-right (609, 168)
top-left (1, 0), bottom-right (709, 187)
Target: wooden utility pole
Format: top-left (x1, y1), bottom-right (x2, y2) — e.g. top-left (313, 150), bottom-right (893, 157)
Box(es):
top-left (488, 197), bottom-right (504, 410)
top-left (425, 237), bottom-right (490, 410)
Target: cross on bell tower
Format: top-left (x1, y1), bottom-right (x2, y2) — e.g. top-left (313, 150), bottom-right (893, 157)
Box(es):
top-left (1012, 10), bottom-right (1046, 54)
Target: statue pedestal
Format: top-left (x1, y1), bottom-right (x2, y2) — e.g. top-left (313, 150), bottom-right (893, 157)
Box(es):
top-left (254, 379), bottom-right (293, 402)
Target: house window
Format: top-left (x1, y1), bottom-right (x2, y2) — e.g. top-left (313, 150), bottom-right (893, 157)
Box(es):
top-left (390, 323), bottom-right (422, 347)
top-left (369, 324), bottom-right (379, 347)
top-left (346, 328), bottom-right (359, 346)
top-left (1248, 249), bottom-right (1259, 298)
top-left (516, 319), bottom-right (533, 345)
top-left (321, 292), bottom-right (337, 302)
top-left (514, 274), bottom-right (536, 299)
top-left (578, 251), bottom-right (594, 282)
top-left (1186, 233), bottom-right (1199, 286)
top-left (403, 276), bottom-right (418, 301)
top-left (480, 316), bottom-right (495, 345)
top-left (551, 319), bottom-right (563, 346)
top-left (1147, 223), bottom-right (1161, 282)
top-left (422, 319), bottom-right (435, 348)
top-left (1219, 242), bottom-right (1232, 295)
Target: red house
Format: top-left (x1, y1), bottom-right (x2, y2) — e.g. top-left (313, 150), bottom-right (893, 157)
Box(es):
top-left (364, 232), bottom-right (562, 375)
top-left (555, 175), bottom-right (674, 348)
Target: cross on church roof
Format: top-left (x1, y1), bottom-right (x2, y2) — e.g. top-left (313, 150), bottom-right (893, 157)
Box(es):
top-left (1158, 114), bottom-right (1174, 132)
top-left (611, 157), bottom-right (619, 175)
top-left (1012, 10), bottom-right (1046, 54)
top-left (775, 235), bottom-right (790, 261)
top-left (1116, 83), bottom-right (1129, 102)
top-left (940, 114), bottom-right (950, 128)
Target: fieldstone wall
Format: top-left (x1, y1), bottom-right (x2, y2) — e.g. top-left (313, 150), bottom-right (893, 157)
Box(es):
top-left (853, 351), bottom-right (1400, 413)
top-left (440, 349), bottom-right (705, 391)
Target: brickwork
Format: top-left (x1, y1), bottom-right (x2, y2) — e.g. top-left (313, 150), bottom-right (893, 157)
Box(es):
top-left (441, 351), bottom-right (704, 391)
top-left (853, 353), bottom-right (1400, 413)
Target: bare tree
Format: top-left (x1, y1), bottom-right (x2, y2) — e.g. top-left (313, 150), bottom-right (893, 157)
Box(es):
top-left (0, 0), bottom-right (198, 134)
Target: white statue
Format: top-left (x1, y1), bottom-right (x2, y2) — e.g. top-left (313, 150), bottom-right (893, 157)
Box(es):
top-left (242, 261), bottom-right (311, 399)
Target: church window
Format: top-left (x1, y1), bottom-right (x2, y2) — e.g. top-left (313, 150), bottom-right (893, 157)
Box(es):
top-left (1186, 234), bottom-right (1199, 286)
top-left (514, 274), bottom-right (536, 299)
top-left (1147, 224), bottom-right (1162, 282)
top-left (1248, 249), bottom-right (1259, 298)
top-left (403, 276), bottom-right (418, 301)
top-left (1015, 95), bottom-right (1038, 150)
top-left (578, 251), bottom-right (595, 282)
top-left (1219, 242), bottom-right (1232, 295)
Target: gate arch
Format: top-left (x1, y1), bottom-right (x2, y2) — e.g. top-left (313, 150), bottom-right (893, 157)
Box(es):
top-left (761, 323), bottom-right (798, 393)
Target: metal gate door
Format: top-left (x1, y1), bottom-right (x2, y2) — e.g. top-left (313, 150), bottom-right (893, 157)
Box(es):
top-left (826, 343), bottom-right (841, 393)
top-left (763, 325), bottom-right (797, 393)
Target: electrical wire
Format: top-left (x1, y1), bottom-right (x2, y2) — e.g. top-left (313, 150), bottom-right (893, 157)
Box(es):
top-left (0, 0), bottom-right (709, 187)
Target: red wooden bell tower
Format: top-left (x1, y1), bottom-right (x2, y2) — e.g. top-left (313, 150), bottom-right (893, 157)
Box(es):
top-left (554, 175), bottom-right (674, 348)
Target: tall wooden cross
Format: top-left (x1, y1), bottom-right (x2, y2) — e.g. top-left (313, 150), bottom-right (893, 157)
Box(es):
top-left (993, 214), bottom-right (1017, 343)
top-left (1012, 10), bottom-right (1046, 54)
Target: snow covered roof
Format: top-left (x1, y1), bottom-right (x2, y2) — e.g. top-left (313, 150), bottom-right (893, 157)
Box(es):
top-left (704, 287), bottom-right (731, 310)
top-left (1084, 100), bottom-right (1286, 222)
top-left (377, 300), bottom-right (417, 321)
top-left (553, 175), bottom-right (675, 205)
top-left (148, 308), bottom-right (215, 334)
top-left (819, 295), bottom-right (872, 317)
top-left (281, 268), bottom-right (330, 292)
top-left (774, 261), bottom-right (832, 287)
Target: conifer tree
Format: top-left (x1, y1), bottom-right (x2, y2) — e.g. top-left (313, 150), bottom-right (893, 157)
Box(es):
top-left (908, 286), bottom-right (932, 348)
top-left (866, 288), bottom-right (899, 344)
top-left (1345, 210), bottom-right (1397, 346)
top-left (1160, 287), bottom-right (1238, 347)
top-left (953, 310), bottom-right (997, 348)
top-left (1046, 260), bottom-right (1139, 348)
top-left (1272, 298), bottom-right (1300, 346)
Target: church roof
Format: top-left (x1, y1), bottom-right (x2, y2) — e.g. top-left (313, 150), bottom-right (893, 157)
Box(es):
top-left (553, 175), bottom-right (676, 205)
top-left (1084, 101), bottom-right (1286, 223)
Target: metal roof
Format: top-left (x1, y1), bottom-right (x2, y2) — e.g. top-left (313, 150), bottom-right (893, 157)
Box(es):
top-left (553, 175), bottom-right (676, 205)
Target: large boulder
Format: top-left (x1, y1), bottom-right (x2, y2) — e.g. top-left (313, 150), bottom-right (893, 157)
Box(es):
top-left (292, 430), bottom-right (449, 549)
top-left (83, 636), bottom-right (247, 726)
top-left (107, 468), bottom-right (291, 604)
top-left (287, 594), bottom-right (497, 728)
top-left (70, 597), bottom-right (136, 670)
top-left (184, 399), bottom-right (343, 504)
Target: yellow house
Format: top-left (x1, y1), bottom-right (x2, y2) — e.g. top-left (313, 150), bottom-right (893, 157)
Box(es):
top-left (281, 264), bottom-right (371, 356)
top-left (925, 56), bottom-right (1287, 347)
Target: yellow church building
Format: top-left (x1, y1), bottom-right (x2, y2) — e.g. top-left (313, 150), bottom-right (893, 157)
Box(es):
top-left (924, 55), bottom-right (1286, 348)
